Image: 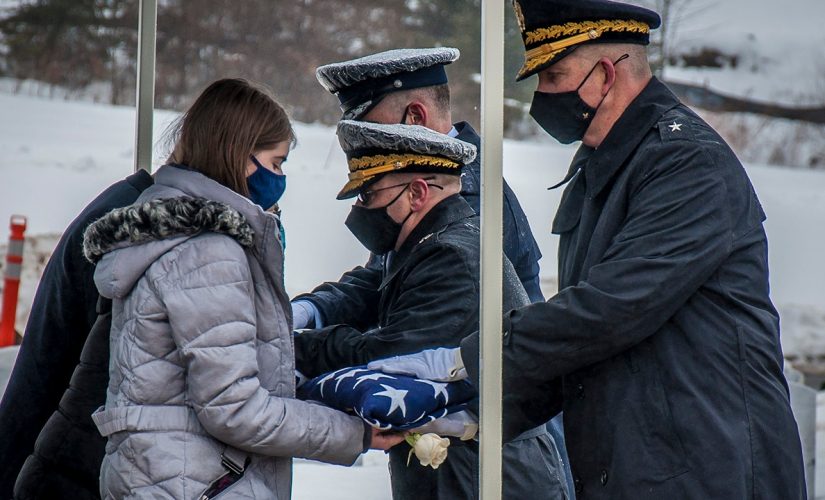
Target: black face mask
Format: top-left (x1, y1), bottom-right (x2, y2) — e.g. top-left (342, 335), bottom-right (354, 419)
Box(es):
top-left (529, 54), bottom-right (628, 144)
top-left (345, 184), bottom-right (413, 255)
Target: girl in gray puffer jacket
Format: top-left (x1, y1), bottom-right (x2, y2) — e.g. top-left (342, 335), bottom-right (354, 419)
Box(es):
top-left (82, 79), bottom-right (401, 500)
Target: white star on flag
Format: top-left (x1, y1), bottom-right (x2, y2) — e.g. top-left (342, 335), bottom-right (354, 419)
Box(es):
top-left (374, 384), bottom-right (408, 417)
top-left (668, 121), bottom-right (682, 132)
top-left (353, 372), bottom-right (396, 389)
top-left (317, 371), bottom-right (339, 397)
top-left (418, 379), bottom-right (449, 403)
top-left (335, 368), bottom-right (370, 391)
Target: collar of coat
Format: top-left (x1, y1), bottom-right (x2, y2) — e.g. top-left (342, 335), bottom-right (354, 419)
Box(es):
top-left (582, 76), bottom-right (681, 198)
top-left (380, 194), bottom-right (476, 289)
top-left (453, 121), bottom-right (480, 151)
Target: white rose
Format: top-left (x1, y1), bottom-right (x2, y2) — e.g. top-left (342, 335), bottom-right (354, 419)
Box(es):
top-left (408, 432), bottom-right (450, 469)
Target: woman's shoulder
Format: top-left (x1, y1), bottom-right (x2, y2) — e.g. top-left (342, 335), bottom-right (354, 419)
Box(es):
top-left (169, 231), bottom-right (248, 263)
top-left (148, 231), bottom-right (251, 289)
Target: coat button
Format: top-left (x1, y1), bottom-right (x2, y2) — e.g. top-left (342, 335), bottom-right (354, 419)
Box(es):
top-left (577, 383), bottom-right (585, 399)
top-left (600, 469), bottom-right (609, 485)
top-left (574, 477), bottom-right (583, 494)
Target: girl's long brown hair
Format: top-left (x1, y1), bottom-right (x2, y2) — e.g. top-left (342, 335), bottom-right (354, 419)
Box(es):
top-left (167, 78), bottom-right (294, 197)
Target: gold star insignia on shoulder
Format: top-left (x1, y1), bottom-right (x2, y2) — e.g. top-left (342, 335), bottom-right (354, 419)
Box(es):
top-left (668, 121), bottom-right (682, 132)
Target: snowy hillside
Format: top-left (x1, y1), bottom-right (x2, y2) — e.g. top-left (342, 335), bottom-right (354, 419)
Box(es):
top-left (635, 0), bottom-right (825, 169)
top-left (658, 0), bottom-right (825, 105)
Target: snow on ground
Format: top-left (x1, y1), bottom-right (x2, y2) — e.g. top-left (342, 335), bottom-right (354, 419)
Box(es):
top-left (292, 453), bottom-right (392, 500)
top-left (659, 0), bottom-right (825, 106)
top-left (0, 345), bottom-right (19, 397)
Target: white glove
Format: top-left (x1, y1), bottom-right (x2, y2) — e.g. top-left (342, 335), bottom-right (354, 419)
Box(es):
top-left (367, 347), bottom-right (466, 382)
top-left (412, 411), bottom-right (478, 441)
top-left (291, 300), bottom-right (314, 330)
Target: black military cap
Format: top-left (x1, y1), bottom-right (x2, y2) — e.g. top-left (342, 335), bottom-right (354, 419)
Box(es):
top-left (316, 48), bottom-right (460, 120)
top-left (336, 120), bottom-right (476, 200)
top-left (512, 0), bottom-right (661, 81)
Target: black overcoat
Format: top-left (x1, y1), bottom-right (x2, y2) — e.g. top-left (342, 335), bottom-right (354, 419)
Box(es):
top-left (295, 194), bottom-right (567, 500)
top-left (471, 78), bottom-right (805, 499)
top-left (0, 170), bottom-right (152, 499)
top-left (295, 193), bottom-right (511, 376)
top-left (299, 122), bottom-right (545, 322)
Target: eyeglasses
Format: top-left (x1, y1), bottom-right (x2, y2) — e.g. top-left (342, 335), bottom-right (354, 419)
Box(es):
top-left (357, 176), bottom-right (443, 206)
top-left (357, 181), bottom-right (410, 205)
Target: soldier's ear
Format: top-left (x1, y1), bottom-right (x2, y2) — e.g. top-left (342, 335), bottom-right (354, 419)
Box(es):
top-left (598, 56), bottom-right (618, 92)
top-left (408, 178), bottom-right (430, 211)
top-left (406, 102), bottom-right (428, 126)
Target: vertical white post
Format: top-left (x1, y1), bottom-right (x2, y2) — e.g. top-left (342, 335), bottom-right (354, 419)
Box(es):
top-left (134, 0), bottom-right (158, 173)
top-left (480, 1), bottom-right (505, 499)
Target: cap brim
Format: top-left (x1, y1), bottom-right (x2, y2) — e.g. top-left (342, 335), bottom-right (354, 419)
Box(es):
top-left (341, 100), bottom-right (375, 121)
top-left (337, 174), bottom-right (384, 200)
top-left (340, 89), bottom-right (395, 121)
top-left (336, 179), bottom-right (362, 200)
top-left (516, 46), bottom-right (576, 81)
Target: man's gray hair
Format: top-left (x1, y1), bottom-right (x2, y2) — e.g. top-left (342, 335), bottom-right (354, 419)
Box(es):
top-left (383, 84), bottom-right (451, 115)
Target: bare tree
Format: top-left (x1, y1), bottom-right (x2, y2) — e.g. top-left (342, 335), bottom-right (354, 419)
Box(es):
top-left (637, 0), bottom-right (712, 78)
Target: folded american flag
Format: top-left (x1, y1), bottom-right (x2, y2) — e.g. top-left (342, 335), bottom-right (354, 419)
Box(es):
top-left (297, 366), bottom-right (477, 430)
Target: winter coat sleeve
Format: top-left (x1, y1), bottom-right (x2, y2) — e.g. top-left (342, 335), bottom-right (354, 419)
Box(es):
top-left (0, 172), bottom-right (150, 497)
top-left (503, 140), bottom-right (731, 386)
top-left (459, 330), bottom-right (563, 443)
top-left (155, 236), bottom-right (365, 465)
top-left (294, 263), bottom-right (383, 329)
top-left (294, 243), bottom-right (478, 378)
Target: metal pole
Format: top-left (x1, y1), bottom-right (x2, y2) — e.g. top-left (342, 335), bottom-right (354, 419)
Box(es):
top-left (479, 1), bottom-right (505, 499)
top-left (134, 0), bottom-right (158, 173)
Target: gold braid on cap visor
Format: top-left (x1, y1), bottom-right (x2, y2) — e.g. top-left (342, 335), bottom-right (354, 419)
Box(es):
top-left (345, 153), bottom-right (461, 190)
top-left (520, 19), bottom-right (650, 76)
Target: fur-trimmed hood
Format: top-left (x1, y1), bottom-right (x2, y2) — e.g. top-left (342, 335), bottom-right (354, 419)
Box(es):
top-left (84, 164), bottom-right (285, 300)
top-left (83, 196), bottom-right (255, 299)
top-left (83, 196), bottom-right (254, 264)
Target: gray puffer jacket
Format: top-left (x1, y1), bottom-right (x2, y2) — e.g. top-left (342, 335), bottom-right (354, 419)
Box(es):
top-left (83, 165), bottom-right (365, 500)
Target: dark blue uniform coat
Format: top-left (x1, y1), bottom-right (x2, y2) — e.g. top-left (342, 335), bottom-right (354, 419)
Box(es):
top-left (464, 78), bottom-right (805, 499)
top-left (0, 170), bottom-right (153, 499)
top-left (454, 121), bottom-right (544, 302)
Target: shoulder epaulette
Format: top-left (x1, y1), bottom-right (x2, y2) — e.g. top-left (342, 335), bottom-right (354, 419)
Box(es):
top-left (657, 113), bottom-right (695, 142)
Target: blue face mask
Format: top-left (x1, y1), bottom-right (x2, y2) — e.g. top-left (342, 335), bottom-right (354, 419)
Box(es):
top-left (247, 155), bottom-right (286, 210)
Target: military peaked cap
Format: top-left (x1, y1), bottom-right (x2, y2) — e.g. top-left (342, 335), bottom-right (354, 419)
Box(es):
top-left (336, 120), bottom-right (476, 200)
top-left (316, 48), bottom-right (460, 120)
top-left (513, 0), bottom-right (661, 80)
